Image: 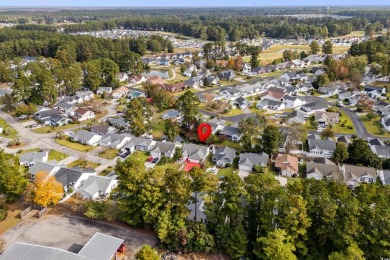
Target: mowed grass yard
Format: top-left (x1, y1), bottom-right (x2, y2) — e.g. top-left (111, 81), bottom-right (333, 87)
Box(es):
top-left (0, 117), bottom-right (17, 138)
top-left (55, 137), bottom-right (95, 152)
top-left (17, 149), bottom-right (67, 161)
top-left (360, 115), bottom-right (390, 138)
top-left (0, 202), bottom-right (25, 235)
top-left (333, 110), bottom-right (355, 135)
top-left (67, 159), bottom-right (100, 169)
top-left (32, 110), bottom-right (108, 134)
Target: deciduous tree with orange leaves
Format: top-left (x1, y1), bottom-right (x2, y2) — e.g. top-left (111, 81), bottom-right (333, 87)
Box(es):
top-left (33, 171), bottom-right (63, 207)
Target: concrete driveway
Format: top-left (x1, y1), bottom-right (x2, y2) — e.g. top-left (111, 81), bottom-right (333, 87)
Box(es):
top-left (0, 214), bottom-right (158, 258)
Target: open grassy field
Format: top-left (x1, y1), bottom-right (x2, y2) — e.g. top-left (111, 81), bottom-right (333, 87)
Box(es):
top-left (48, 150), bottom-right (68, 161)
top-left (55, 137), bottom-right (95, 152)
top-left (150, 118), bottom-right (165, 139)
top-left (259, 44), bottom-right (350, 65)
top-left (99, 166), bottom-right (114, 176)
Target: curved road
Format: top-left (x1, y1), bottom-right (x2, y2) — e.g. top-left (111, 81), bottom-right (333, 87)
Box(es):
top-left (0, 105), bottom-right (118, 173)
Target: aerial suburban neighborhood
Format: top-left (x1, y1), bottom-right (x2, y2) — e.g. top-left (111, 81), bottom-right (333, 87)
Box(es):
top-left (0, 3), bottom-right (388, 260)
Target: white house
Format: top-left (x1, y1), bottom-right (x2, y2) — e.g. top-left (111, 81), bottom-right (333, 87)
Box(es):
top-left (341, 164), bottom-right (377, 187)
top-left (99, 134), bottom-right (131, 149)
top-left (74, 108), bottom-right (95, 122)
top-left (19, 150), bottom-right (49, 168)
top-left (150, 141), bottom-right (178, 159)
top-left (71, 130), bottom-right (102, 146)
top-left (283, 96), bottom-right (306, 109)
top-left (182, 144), bottom-right (210, 163)
top-left (308, 139), bottom-right (336, 157)
top-left (238, 152), bottom-right (269, 178)
top-left (76, 175), bottom-right (118, 200)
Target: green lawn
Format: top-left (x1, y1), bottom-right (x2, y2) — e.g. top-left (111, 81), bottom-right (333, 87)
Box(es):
top-left (150, 119), bottom-right (165, 139)
top-left (131, 151), bottom-right (150, 162)
top-left (99, 166), bottom-right (114, 176)
top-left (18, 148), bottom-right (40, 154)
top-left (32, 110), bottom-right (108, 134)
top-left (55, 137), bottom-right (95, 152)
top-left (220, 139), bottom-right (243, 150)
top-left (223, 108), bottom-right (243, 117)
top-left (67, 159), bottom-right (100, 169)
top-left (48, 150), bottom-right (68, 161)
top-left (360, 115), bottom-right (390, 138)
top-left (333, 110), bottom-right (355, 134)
top-left (0, 117), bottom-right (17, 138)
top-left (98, 148), bottom-right (118, 160)
top-left (0, 207), bottom-right (22, 235)
top-left (155, 161), bottom-right (182, 171)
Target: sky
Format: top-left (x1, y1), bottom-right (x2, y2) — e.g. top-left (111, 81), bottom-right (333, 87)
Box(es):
top-left (0, 0), bottom-right (389, 7)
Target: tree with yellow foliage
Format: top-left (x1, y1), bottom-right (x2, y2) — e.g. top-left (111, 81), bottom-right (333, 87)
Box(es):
top-left (33, 171), bottom-right (63, 207)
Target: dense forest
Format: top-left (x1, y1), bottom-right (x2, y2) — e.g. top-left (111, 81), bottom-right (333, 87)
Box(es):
top-left (0, 8), bottom-right (390, 39)
top-left (88, 152), bottom-right (390, 260)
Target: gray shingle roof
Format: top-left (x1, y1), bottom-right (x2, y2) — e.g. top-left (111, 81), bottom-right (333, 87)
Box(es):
top-left (182, 144), bottom-right (209, 161)
top-left (19, 150), bottom-right (48, 164)
top-left (0, 242), bottom-right (86, 260)
top-left (220, 126), bottom-right (241, 137)
top-left (77, 175), bottom-right (116, 198)
top-left (308, 139), bottom-right (336, 151)
top-left (77, 233), bottom-right (124, 260)
top-left (239, 152), bottom-right (269, 168)
top-left (29, 161), bottom-right (59, 176)
top-left (72, 130), bottom-right (99, 142)
top-left (373, 145), bottom-right (390, 157)
top-left (151, 141), bottom-right (176, 154)
top-left (381, 170), bottom-right (390, 185)
top-left (212, 146), bottom-right (236, 164)
top-left (306, 162), bottom-right (340, 179)
top-left (54, 168), bottom-right (84, 187)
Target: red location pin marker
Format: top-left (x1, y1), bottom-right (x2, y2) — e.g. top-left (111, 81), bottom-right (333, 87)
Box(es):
top-left (198, 123), bottom-right (212, 142)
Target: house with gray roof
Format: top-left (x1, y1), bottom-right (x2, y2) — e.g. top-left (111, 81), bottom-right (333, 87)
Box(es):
top-left (0, 232), bottom-right (125, 260)
top-left (379, 170), bottom-right (390, 185)
top-left (238, 152), bottom-right (269, 178)
top-left (219, 125), bottom-right (241, 142)
top-left (54, 167), bottom-right (95, 192)
top-left (90, 124), bottom-right (116, 136)
top-left (76, 91), bottom-right (94, 102)
top-left (161, 110), bottom-right (182, 120)
top-left (257, 99), bottom-right (285, 110)
top-left (368, 139), bottom-right (390, 159)
top-left (122, 137), bottom-right (155, 153)
top-left (71, 130), bottom-right (102, 146)
top-left (184, 77), bottom-right (203, 89)
top-left (182, 143), bottom-right (210, 163)
top-left (150, 141), bottom-right (178, 159)
top-left (308, 139), bottom-right (336, 157)
top-left (35, 108), bottom-right (62, 125)
top-left (107, 117), bottom-right (128, 129)
top-left (212, 146), bottom-right (236, 167)
top-left (76, 175), bottom-right (118, 200)
top-left (284, 95), bottom-right (306, 109)
top-left (306, 161), bottom-right (341, 180)
top-left (301, 102), bottom-right (328, 114)
top-left (56, 102), bottom-right (75, 116)
top-left (96, 87), bottom-right (113, 95)
top-left (381, 116), bottom-right (390, 132)
top-left (341, 164), bottom-right (377, 187)
top-left (99, 133), bottom-right (131, 149)
top-left (287, 110), bottom-right (306, 124)
top-left (28, 161), bottom-right (61, 179)
top-left (19, 150), bottom-right (48, 168)
top-left (218, 70), bottom-right (236, 81)
top-left (187, 193), bottom-right (207, 223)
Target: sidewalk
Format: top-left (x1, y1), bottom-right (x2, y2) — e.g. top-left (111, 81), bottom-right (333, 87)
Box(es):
top-left (58, 156), bottom-right (78, 166)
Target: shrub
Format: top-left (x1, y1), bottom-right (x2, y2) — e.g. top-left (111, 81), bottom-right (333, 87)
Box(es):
top-left (347, 126), bottom-right (353, 129)
top-left (0, 204), bottom-right (7, 221)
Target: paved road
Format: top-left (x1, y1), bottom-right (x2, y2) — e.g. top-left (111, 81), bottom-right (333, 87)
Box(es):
top-left (0, 104), bottom-right (118, 173)
top-left (0, 214), bottom-right (157, 258)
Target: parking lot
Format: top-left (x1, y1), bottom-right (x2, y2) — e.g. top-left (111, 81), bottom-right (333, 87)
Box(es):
top-left (0, 214), bottom-right (158, 258)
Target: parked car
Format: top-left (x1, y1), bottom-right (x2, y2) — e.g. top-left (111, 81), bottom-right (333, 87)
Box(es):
top-left (118, 150), bottom-right (130, 158)
top-left (18, 115), bottom-right (28, 120)
top-left (147, 156), bottom-right (154, 162)
top-left (152, 157), bottom-right (159, 163)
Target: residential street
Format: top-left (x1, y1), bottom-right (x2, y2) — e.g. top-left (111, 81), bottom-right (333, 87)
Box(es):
top-left (0, 104), bottom-right (118, 173)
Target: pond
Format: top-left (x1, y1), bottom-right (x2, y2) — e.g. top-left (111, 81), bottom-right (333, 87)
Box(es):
top-left (141, 70), bottom-right (170, 79)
